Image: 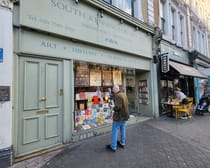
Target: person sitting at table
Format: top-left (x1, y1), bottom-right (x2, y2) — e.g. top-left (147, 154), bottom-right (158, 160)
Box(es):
top-left (174, 87), bottom-right (189, 119)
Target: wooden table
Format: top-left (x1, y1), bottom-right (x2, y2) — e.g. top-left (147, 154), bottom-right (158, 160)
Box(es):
top-left (162, 102), bottom-right (181, 117)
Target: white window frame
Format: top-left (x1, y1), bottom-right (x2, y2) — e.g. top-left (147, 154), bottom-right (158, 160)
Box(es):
top-left (179, 14), bottom-right (186, 47)
top-left (171, 7), bottom-right (176, 41)
top-left (192, 26), bottom-right (196, 49)
top-left (199, 32), bottom-right (207, 55)
top-left (197, 31), bottom-right (201, 52)
top-left (133, 0), bottom-right (143, 21)
top-left (112, 0), bottom-right (132, 15)
top-left (160, 0), bottom-right (166, 34)
top-left (111, 0), bottom-right (143, 20)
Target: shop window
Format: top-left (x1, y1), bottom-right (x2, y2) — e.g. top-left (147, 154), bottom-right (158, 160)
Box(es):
top-left (74, 61), bottom-right (135, 132)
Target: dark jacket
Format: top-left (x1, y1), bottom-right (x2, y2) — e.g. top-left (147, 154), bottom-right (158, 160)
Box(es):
top-left (204, 87), bottom-right (210, 97)
top-left (113, 91), bottom-right (129, 121)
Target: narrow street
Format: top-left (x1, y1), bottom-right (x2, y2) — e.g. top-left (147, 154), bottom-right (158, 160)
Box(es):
top-left (11, 114), bottom-right (210, 168)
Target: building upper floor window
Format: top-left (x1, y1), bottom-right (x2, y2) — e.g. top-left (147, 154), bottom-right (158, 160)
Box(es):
top-left (160, 0), bottom-right (166, 34)
top-left (192, 25), bottom-right (206, 54)
top-left (103, 0), bottom-right (143, 20)
top-left (201, 34), bottom-right (205, 54)
top-left (133, 0), bottom-right (143, 20)
top-left (198, 31), bottom-right (201, 51)
top-left (192, 26), bottom-right (196, 49)
top-left (103, 0), bottom-right (111, 3)
top-left (112, 0), bottom-right (132, 15)
top-left (171, 7), bottom-right (176, 41)
top-left (159, 0), bottom-right (189, 46)
top-left (180, 15), bottom-right (185, 46)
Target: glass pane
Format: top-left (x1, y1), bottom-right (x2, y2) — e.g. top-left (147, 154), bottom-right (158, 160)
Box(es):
top-left (113, 0), bottom-right (132, 15)
top-left (124, 0), bottom-right (132, 14)
top-left (103, 0), bottom-right (111, 3)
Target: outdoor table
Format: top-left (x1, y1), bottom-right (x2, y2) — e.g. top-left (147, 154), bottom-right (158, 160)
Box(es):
top-left (162, 102), bottom-right (181, 117)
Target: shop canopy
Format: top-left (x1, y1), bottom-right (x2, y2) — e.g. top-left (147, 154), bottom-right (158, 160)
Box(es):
top-left (200, 68), bottom-right (210, 76)
top-left (169, 61), bottom-right (207, 78)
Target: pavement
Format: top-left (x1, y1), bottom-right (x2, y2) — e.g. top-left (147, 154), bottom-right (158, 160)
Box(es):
top-left (10, 112), bottom-right (210, 168)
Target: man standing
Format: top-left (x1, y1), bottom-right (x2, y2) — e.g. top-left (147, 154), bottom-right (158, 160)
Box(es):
top-left (106, 84), bottom-right (129, 152)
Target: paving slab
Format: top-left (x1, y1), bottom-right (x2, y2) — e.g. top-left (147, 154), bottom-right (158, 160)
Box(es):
top-left (10, 114), bottom-right (210, 168)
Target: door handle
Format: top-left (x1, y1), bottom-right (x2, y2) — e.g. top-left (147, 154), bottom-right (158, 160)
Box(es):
top-left (40, 97), bottom-right (46, 101)
top-left (60, 89), bottom-right (63, 96)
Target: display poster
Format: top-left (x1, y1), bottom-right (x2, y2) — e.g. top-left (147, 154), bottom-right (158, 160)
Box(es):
top-left (102, 70), bottom-right (112, 86)
top-left (113, 70), bottom-right (122, 85)
top-left (139, 80), bottom-right (149, 104)
top-left (90, 69), bottom-right (101, 86)
top-left (75, 66), bottom-right (89, 87)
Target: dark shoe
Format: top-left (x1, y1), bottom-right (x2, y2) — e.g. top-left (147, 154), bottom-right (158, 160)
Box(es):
top-left (106, 145), bottom-right (116, 152)
top-left (117, 141), bottom-right (125, 148)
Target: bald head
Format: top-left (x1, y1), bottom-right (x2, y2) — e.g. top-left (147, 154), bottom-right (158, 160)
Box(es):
top-left (113, 84), bottom-right (120, 94)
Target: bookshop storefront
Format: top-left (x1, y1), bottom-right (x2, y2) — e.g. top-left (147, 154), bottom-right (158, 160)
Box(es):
top-left (73, 60), bottom-right (150, 133)
top-left (12, 0), bottom-right (156, 158)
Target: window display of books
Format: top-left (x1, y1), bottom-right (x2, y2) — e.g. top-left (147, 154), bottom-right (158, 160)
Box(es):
top-left (74, 91), bottom-right (114, 132)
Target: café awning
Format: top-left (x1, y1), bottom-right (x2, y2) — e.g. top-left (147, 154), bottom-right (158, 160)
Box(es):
top-left (200, 68), bottom-right (210, 76)
top-left (169, 61), bottom-right (207, 78)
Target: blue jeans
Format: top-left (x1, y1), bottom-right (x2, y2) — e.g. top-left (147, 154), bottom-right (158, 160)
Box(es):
top-left (111, 121), bottom-right (126, 150)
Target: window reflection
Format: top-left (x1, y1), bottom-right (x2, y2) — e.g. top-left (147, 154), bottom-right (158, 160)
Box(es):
top-left (102, 0), bottom-right (143, 20)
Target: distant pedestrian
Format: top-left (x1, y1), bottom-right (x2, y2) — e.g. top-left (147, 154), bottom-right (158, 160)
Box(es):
top-left (203, 83), bottom-right (210, 97)
top-left (106, 84), bottom-right (129, 152)
top-left (197, 83), bottom-right (210, 112)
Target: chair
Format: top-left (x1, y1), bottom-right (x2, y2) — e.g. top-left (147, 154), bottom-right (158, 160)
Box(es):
top-left (173, 105), bottom-right (183, 119)
top-left (176, 102), bottom-right (193, 122)
top-left (187, 97), bottom-right (193, 103)
top-left (187, 97), bottom-right (195, 111)
top-left (172, 99), bottom-right (182, 119)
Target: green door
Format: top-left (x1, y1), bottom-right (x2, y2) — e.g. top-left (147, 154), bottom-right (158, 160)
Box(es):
top-left (17, 57), bottom-right (63, 156)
